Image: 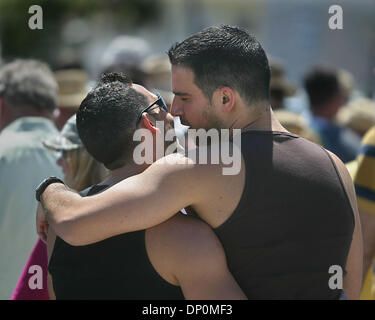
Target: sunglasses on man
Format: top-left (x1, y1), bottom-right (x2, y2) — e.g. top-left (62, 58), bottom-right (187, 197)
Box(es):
top-left (136, 93), bottom-right (168, 126)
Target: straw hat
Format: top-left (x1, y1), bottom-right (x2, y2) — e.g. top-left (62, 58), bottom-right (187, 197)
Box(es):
top-left (55, 69), bottom-right (88, 109)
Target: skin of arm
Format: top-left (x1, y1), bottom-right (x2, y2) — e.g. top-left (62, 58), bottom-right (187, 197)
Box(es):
top-left (36, 202), bottom-right (49, 243)
top-left (146, 214), bottom-right (247, 300)
top-left (41, 153), bottom-right (214, 245)
top-left (328, 150), bottom-right (363, 299)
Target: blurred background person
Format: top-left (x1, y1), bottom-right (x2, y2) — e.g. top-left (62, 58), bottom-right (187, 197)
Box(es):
top-left (0, 59), bottom-right (63, 299)
top-left (53, 69), bottom-right (88, 131)
top-left (11, 114), bottom-right (107, 300)
top-left (304, 66), bottom-right (361, 163)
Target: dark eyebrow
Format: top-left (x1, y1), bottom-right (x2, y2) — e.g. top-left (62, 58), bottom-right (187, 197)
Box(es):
top-left (173, 91), bottom-right (190, 96)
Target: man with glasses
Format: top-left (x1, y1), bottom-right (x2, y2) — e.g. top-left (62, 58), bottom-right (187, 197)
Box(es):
top-left (43, 73), bottom-right (246, 299)
top-left (136, 93), bottom-right (169, 125)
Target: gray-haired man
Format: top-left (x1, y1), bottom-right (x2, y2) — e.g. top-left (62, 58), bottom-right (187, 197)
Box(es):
top-left (0, 59), bottom-right (62, 299)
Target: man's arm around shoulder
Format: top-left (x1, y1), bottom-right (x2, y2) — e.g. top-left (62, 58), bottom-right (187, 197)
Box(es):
top-left (40, 153), bottom-right (212, 246)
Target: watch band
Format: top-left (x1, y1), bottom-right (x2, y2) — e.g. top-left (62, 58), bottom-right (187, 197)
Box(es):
top-left (36, 176), bottom-right (65, 202)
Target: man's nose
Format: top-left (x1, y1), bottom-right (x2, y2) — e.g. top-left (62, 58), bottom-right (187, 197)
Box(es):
top-left (170, 98), bottom-right (183, 117)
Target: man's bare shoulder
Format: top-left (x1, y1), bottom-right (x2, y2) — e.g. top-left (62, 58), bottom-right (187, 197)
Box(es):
top-left (147, 213), bottom-right (221, 253)
top-left (148, 152), bottom-right (223, 176)
top-left (143, 152), bottom-right (233, 199)
top-left (145, 213), bottom-right (225, 285)
top-left (142, 153), bottom-right (212, 189)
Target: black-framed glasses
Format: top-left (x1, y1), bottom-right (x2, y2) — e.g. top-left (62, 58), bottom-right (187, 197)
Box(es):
top-left (136, 93), bottom-right (168, 126)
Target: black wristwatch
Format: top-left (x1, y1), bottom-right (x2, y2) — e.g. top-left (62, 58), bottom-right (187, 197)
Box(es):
top-left (35, 176), bottom-right (65, 202)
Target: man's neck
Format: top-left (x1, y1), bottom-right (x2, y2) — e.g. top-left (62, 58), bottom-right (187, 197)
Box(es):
top-left (101, 163), bottom-right (149, 187)
top-left (230, 105), bottom-right (288, 133)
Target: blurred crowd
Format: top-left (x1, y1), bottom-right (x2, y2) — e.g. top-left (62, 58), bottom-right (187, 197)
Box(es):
top-left (1, 33), bottom-right (375, 300)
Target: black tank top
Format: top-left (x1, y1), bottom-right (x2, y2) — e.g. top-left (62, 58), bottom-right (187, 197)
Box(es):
top-left (214, 131), bottom-right (355, 299)
top-left (48, 184), bottom-right (184, 300)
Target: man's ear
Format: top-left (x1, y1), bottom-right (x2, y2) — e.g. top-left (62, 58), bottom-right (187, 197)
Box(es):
top-left (213, 87), bottom-right (235, 112)
top-left (138, 113), bottom-right (158, 134)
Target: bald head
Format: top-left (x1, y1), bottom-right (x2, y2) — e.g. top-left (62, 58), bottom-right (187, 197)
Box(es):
top-left (132, 83), bottom-right (157, 105)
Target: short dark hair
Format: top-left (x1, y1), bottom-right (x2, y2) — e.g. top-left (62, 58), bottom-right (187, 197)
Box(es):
top-left (168, 25), bottom-right (270, 106)
top-left (304, 67), bottom-right (341, 109)
top-left (0, 59), bottom-right (57, 111)
top-left (76, 73), bottom-right (148, 170)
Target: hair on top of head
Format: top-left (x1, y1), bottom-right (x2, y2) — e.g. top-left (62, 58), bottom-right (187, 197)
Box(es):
top-left (168, 24), bottom-right (270, 107)
top-left (0, 59), bottom-right (57, 111)
top-left (304, 67), bottom-right (340, 108)
top-left (77, 71), bottom-right (148, 170)
top-left (99, 72), bottom-right (132, 86)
